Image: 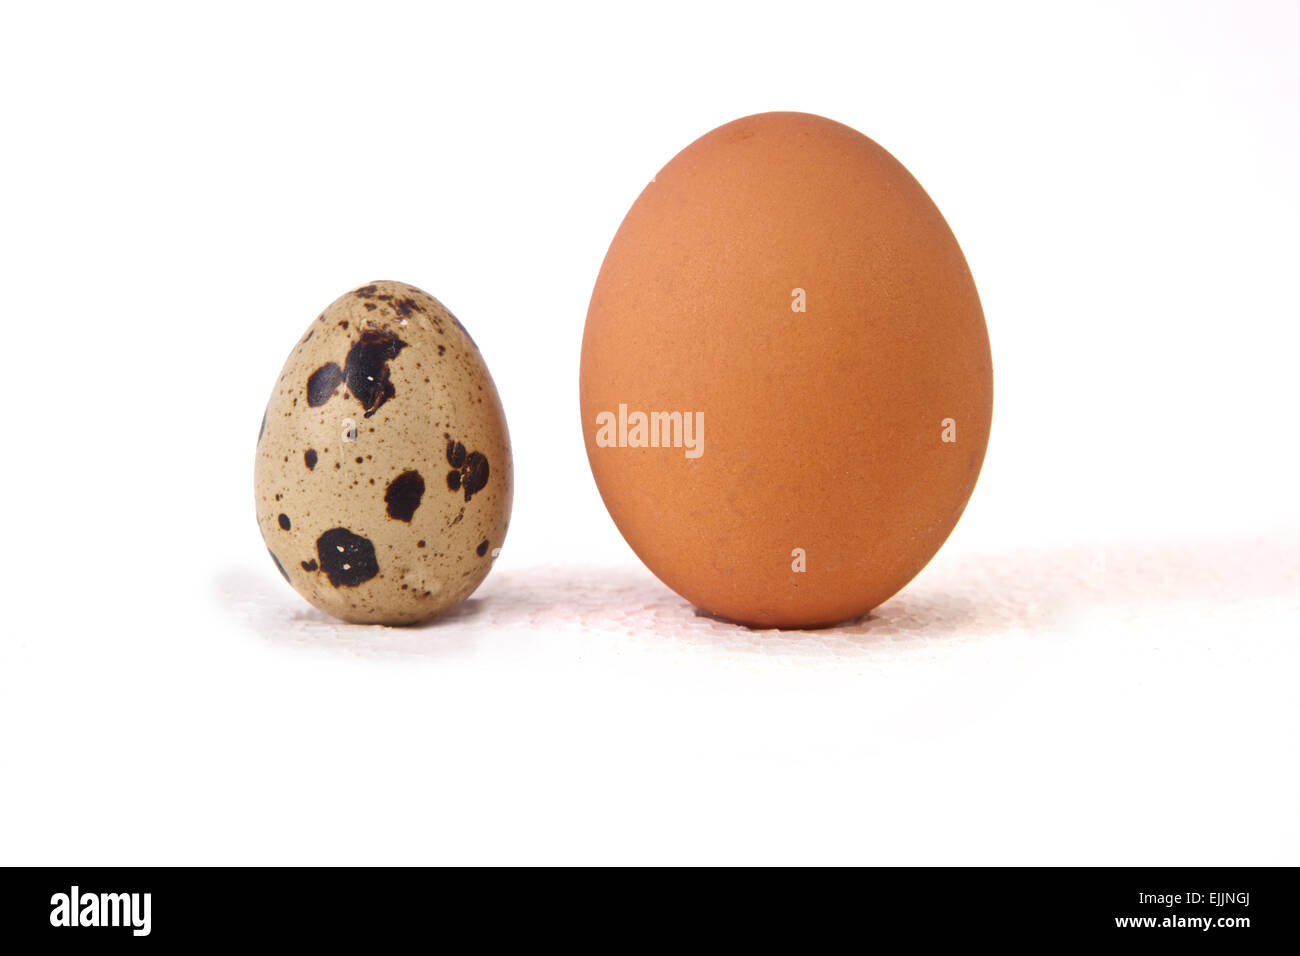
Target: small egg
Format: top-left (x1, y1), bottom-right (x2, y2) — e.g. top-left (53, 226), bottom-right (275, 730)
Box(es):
top-left (255, 281), bottom-right (512, 625)
top-left (580, 112), bottom-right (993, 628)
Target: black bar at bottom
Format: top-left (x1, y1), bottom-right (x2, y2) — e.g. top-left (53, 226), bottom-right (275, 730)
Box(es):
top-left (0, 866), bottom-right (1293, 945)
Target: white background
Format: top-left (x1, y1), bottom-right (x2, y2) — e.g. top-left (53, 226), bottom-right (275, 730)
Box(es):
top-left (2, 1), bottom-right (1297, 864)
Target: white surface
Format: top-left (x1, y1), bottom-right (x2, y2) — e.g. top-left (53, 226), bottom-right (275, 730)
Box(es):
top-left (2, 1), bottom-right (1298, 864)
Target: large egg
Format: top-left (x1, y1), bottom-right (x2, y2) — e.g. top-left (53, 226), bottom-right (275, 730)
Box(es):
top-left (256, 281), bottom-right (512, 625)
top-left (580, 112), bottom-right (992, 628)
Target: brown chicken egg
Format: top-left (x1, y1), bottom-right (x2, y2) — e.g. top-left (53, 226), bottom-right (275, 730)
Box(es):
top-left (255, 280), bottom-right (512, 625)
top-left (580, 112), bottom-right (992, 628)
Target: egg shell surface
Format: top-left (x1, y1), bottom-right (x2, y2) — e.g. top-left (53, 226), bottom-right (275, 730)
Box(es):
top-left (580, 112), bottom-right (992, 628)
top-left (256, 280), bottom-right (512, 625)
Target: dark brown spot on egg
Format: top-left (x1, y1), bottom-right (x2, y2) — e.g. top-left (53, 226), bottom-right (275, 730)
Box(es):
top-left (353, 284), bottom-right (378, 298)
top-left (476, 539), bottom-right (489, 557)
top-left (344, 326), bottom-right (406, 417)
top-left (301, 559), bottom-right (318, 572)
top-left (394, 297), bottom-right (424, 317)
top-left (384, 470), bottom-right (425, 522)
top-left (316, 528), bottom-right (379, 588)
top-left (307, 362), bottom-right (344, 407)
top-left (444, 438), bottom-right (490, 502)
top-left (278, 513), bottom-right (291, 530)
top-left (460, 453), bottom-right (489, 502)
top-left (304, 449), bottom-right (317, 469)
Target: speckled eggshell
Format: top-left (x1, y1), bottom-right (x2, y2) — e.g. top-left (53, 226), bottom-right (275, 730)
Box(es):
top-left (580, 112), bottom-right (993, 629)
top-left (255, 280), bottom-right (512, 625)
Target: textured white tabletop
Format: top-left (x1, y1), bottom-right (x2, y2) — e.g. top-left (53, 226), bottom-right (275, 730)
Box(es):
top-left (196, 530), bottom-right (1300, 864)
